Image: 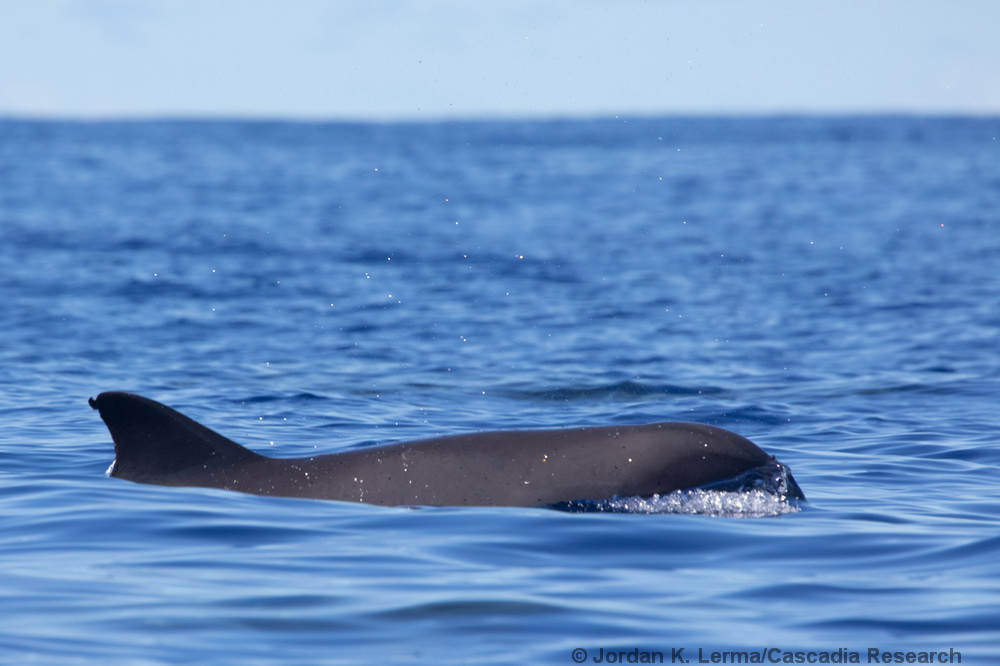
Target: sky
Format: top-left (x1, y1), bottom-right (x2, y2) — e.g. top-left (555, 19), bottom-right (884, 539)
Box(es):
top-left (1, 0), bottom-right (999, 120)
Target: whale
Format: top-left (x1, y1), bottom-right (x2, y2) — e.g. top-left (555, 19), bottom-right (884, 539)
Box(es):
top-left (89, 391), bottom-right (804, 507)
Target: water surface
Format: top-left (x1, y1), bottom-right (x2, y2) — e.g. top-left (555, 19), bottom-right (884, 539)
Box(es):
top-left (1, 116), bottom-right (998, 663)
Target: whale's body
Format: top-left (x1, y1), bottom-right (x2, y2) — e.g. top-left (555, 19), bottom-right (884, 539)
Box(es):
top-left (90, 391), bottom-right (803, 507)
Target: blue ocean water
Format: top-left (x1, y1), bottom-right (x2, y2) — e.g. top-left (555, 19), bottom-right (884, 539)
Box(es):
top-left (1, 116), bottom-right (999, 664)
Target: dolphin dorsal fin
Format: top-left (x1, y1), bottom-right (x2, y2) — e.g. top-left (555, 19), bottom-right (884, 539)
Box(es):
top-left (90, 392), bottom-right (263, 483)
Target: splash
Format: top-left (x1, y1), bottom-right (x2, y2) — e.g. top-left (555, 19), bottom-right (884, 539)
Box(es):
top-left (550, 460), bottom-right (804, 518)
top-left (593, 488), bottom-right (801, 518)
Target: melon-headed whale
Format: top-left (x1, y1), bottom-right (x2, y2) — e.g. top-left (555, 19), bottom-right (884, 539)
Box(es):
top-left (89, 391), bottom-right (804, 507)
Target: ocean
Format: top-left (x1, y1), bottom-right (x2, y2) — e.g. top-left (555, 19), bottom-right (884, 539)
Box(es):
top-left (1, 116), bottom-right (998, 664)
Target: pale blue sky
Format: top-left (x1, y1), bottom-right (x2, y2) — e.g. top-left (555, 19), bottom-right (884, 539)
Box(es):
top-left (2, 1), bottom-right (998, 119)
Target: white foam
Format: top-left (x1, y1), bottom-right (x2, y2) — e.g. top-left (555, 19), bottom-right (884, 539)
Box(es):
top-left (600, 489), bottom-right (801, 518)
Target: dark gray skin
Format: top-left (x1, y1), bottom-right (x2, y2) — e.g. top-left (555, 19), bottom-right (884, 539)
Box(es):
top-left (90, 391), bottom-right (803, 507)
